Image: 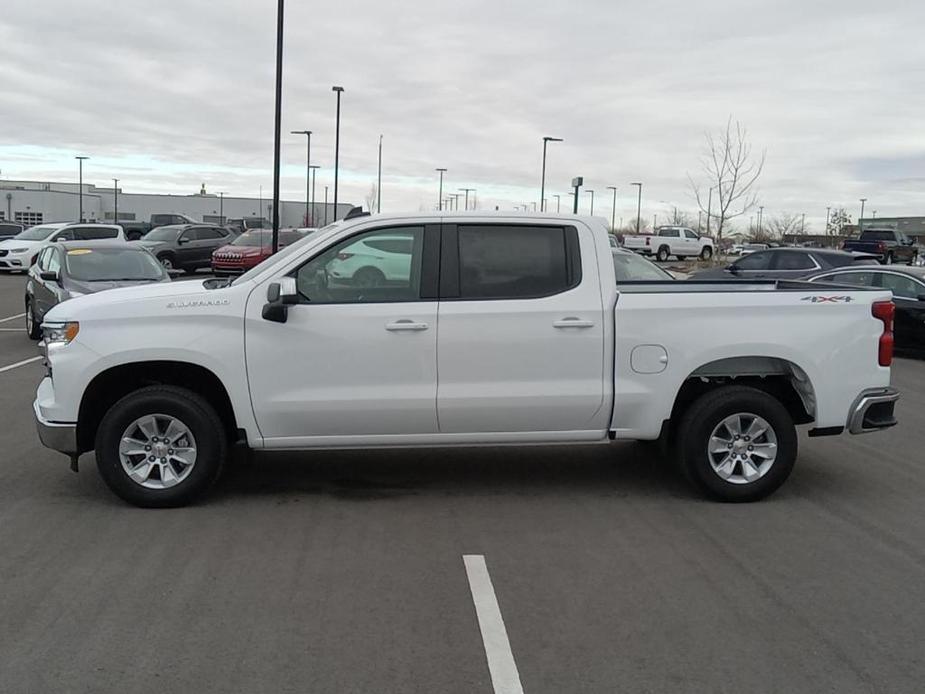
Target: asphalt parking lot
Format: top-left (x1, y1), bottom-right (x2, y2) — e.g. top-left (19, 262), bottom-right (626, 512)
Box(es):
top-left (1, 271), bottom-right (924, 694)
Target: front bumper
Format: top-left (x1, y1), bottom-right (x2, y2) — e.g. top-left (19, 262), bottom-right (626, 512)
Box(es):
top-left (34, 398), bottom-right (78, 455)
top-left (847, 387), bottom-right (899, 434)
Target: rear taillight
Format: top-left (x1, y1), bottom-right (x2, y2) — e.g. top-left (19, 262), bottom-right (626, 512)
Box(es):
top-left (872, 300), bottom-right (894, 367)
top-left (336, 252), bottom-right (354, 261)
top-left (645, 237), bottom-right (650, 246)
top-left (877, 241), bottom-right (886, 252)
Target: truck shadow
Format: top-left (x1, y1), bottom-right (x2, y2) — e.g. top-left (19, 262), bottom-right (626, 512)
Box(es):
top-left (211, 441), bottom-right (693, 502)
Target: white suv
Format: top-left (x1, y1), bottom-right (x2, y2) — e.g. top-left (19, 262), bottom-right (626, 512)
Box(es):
top-left (0, 223), bottom-right (126, 272)
top-left (325, 233), bottom-right (413, 287)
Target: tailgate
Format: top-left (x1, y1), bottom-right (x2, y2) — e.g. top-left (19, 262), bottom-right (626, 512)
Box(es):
top-left (622, 236), bottom-right (650, 249)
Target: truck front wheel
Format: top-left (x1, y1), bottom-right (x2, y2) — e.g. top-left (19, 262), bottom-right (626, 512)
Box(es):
top-left (95, 386), bottom-right (227, 507)
top-left (677, 385), bottom-right (797, 502)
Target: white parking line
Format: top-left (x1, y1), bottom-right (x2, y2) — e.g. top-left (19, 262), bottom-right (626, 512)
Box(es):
top-left (0, 356), bottom-right (43, 373)
top-left (463, 555), bottom-right (525, 694)
top-left (0, 313), bottom-right (25, 323)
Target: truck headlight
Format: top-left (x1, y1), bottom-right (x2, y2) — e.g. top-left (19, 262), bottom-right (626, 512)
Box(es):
top-left (42, 321), bottom-right (80, 345)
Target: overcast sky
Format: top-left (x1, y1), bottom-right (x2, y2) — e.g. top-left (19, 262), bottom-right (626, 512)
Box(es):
top-left (2, 0), bottom-right (924, 229)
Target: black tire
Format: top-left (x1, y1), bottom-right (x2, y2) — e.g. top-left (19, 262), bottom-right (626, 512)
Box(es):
top-left (656, 246), bottom-right (670, 262)
top-left (157, 253), bottom-right (177, 272)
top-left (25, 297), bottom-right (41, 340)
top-left (700, 246), bottom-right (713, 260)
top-left (676, 385), bottom-right (797, 502)
top-left (354, 266), bottom-right (386, 287)
top-left (908, 252), bottom-right (917, 266)
top-left (95, 385), bottom-right (227, 508)
top-left (885, 252), bottom-right (894, 265)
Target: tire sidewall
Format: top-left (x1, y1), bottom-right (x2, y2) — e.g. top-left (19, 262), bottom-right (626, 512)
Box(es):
top-left (680, 388), bottom-right (797, 502)
top-left (656, 246), bottom-right (669, 262)
top-left (95, 388), bottom-right (225, 507)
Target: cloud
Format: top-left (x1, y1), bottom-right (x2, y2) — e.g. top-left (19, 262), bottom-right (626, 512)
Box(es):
top-left (1, 0), bottom-right (924, 228)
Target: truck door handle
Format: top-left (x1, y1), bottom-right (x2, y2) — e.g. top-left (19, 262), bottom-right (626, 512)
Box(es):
top-left (385, 320), bottom-right (429, 331)
top-left (553, 318), bottom-right (595, 328)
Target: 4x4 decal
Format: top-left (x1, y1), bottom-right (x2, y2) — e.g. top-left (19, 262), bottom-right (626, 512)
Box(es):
top-left (801, 295), bottom-right (854, 303)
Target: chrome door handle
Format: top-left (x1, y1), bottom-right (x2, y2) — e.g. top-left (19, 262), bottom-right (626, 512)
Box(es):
top-left (553, 318), bottom-right (595, 328)
top-left (385, 320), bottom-right (429, 331)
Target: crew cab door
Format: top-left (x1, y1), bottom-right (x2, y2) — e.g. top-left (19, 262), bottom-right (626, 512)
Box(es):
top-left (245, 224), bottom-right (440, 443)
top-left (436, 223), bottom-right (606, 433)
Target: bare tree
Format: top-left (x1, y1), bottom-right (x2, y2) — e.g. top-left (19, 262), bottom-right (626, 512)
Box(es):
top-left (765, 212), bottom-right (802, 239)
top-left (364, 183), bottom-right (378, 212)
top-left (664, 207), bottom-right (695, 227)
top-left (688, 117), bottom-right (766, 242)
top-left (827, 208), bottom-right (852, 236)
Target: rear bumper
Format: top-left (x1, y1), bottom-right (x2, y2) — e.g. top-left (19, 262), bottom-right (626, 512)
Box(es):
top-left (34, 398), bottom-right (78, 455)
top-left (847, 387), bottom-right (899, 434)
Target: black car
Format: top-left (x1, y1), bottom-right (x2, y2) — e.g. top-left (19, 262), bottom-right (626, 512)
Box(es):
top-left (806, 265), bottom-right (925, 356)
top-left (0, 221), bottom-right (24, 241)
top-left (136, 224), bottom-right (234, 273)
top-left (25, 241), bottom-right (170, 339)
top-left (692, 247), bottom-right (879, 280)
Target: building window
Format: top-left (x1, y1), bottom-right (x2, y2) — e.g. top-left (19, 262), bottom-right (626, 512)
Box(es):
top-left (202, 215), bottom-right (224, 224)
top-left (15, 212), bottom-right (43, 225)
top-left (0, 211), bottom-right (5, 221)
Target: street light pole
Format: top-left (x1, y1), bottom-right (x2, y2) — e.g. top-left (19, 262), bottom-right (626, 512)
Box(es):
top-left (436, 168), bottom-right (447, 210)
top-left (554, 194), bottom-right (561, 213)
top-left (309, 165), bottom-right (319, 225)
top-left (859, 198), bottom-right (867, 232)
top-left (631, 182), bottom-right (642, 234)
top-left (607, 186), bottom-right (617, 232)
top-left (218, 191), bottom-right (226, 223)
top-left (587, 189), bottom-right (594, 215)
top-left (291, 130), bottom-right (312, 226)
top-left (757, 205), bottom-right (764, 235)
top-left (459, 188), bottom-right (475, 211)
top-left (825, 206), bottom-right (831, 235)
top-left (801, 212), bottom-right (806, 234)
top-left (332, 86), bottom-right (345, 218)
top-left (271, 0), bottom-right (285, 253)
top-left (113, 178), bottom-right (119, 225)
top-left (323, 185), bottom-right (329, 225)
top-left (540, 136), bottom-right (562, 212)
top-left (377, 134), bottom-right (382, 213)
top-left (75, 156), bottom-right (89, 222)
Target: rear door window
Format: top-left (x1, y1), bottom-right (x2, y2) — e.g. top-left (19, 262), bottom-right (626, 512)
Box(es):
top-left (879, 273), bottom-right (924, 300)
top-left (733, 251), bottom-right (773, 270)
top-left (814, 271), bottom-right (878, 287)
top-left (70, 226), bottom-right (119, 240)
top-left (453, 225), bottom-right (579, 299)
top-left (772, 252), bottom-right (816, 271)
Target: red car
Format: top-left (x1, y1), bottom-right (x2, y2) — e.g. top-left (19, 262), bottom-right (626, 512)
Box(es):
top-left (211, 228), bottom-right (310, 276)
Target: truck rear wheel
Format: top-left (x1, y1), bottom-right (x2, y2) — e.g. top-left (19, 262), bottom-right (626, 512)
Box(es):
top-left (95, 386), bottom-right (227, 507)
top-left (676, 385), bottom-right (796, 502)
top-left (656, 246), bottom-right (670, 262)
top-left (700, 246), bottom-right (713, 260)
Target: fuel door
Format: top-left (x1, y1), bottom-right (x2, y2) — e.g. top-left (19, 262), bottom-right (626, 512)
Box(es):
top-left (631, 344), bottom-right (668, 374)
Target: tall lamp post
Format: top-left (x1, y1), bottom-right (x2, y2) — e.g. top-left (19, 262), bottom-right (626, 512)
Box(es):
top-left (377, 134), bottom-right (383, 213)
top-left (801, 212), bottom-right (806, 234)
top-left (112, 178), bottom-right (119, 225)
top-left (459, 187), bottom-right (475, 211)
top-left (291, 130), bottom-right (312, 226)
top-left (859, 198), bottom-right (867, 232)
top-left (825, 206), bottom-right (831, 235)
top-left (323, 185), bottom-right (329, 225)
top-left (270, 0), bottom-right (285, 253)
top-left (436, 168), bottom-right (447, 210)
top-left (309, 166), bottom-right (319, 225)
top-left (607, 186), bottom-right (617, 232)
top-left (630, 182), bottom-right (642, 233)
top-left (217, 191), bottom-right (227, 224)
top-left (75, 156), bottom-right (89, 222)
top-left (554, 194), bottom-right (561, 213)
top-left (540, 136), bottom-right (562, 212)
top-left (332, 86), bottom-right (345, 218)
top-left (757, 205), bottom-right (764, 236)
top-left (586, 189), bottom-right (595, 215)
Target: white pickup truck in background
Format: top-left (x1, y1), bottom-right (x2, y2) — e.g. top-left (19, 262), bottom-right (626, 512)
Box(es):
top-left (34, 212), bottom-right (898, 507)
top-left (623, 226), bottom-right (715, 261)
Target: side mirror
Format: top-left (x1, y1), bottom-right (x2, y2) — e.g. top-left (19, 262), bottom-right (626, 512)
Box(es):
top-left (40, 270), bottom-right (59, 282)
top-left (177, 236), bottom-right (189, 245)
top-left (262, 277), bottom-right (299, 323)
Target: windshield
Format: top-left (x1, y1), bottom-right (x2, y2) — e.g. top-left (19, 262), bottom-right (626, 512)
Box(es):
top-left (231, 223), bottom-right (338, 286)
top-left (64, 248), bottom-right (166, 281)
top-left (612, 251), bottom-right (673, 281)
top-left (144, 227), bottom-right (180, 242)
top-left (15, 225), bottom-right (58, 241)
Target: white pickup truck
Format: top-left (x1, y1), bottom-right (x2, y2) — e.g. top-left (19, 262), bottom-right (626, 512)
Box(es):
top-left (623, 226), bottom-right (714, 261)
top-left (34, 212), bottom-right (899, 507)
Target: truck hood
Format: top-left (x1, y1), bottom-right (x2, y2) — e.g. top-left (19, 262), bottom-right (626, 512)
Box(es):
top-left (45, 278), bottom-right (248, 322)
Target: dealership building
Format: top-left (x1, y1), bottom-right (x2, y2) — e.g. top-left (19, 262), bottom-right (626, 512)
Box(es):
top-left (0, 179), bottom-right (353, 228)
